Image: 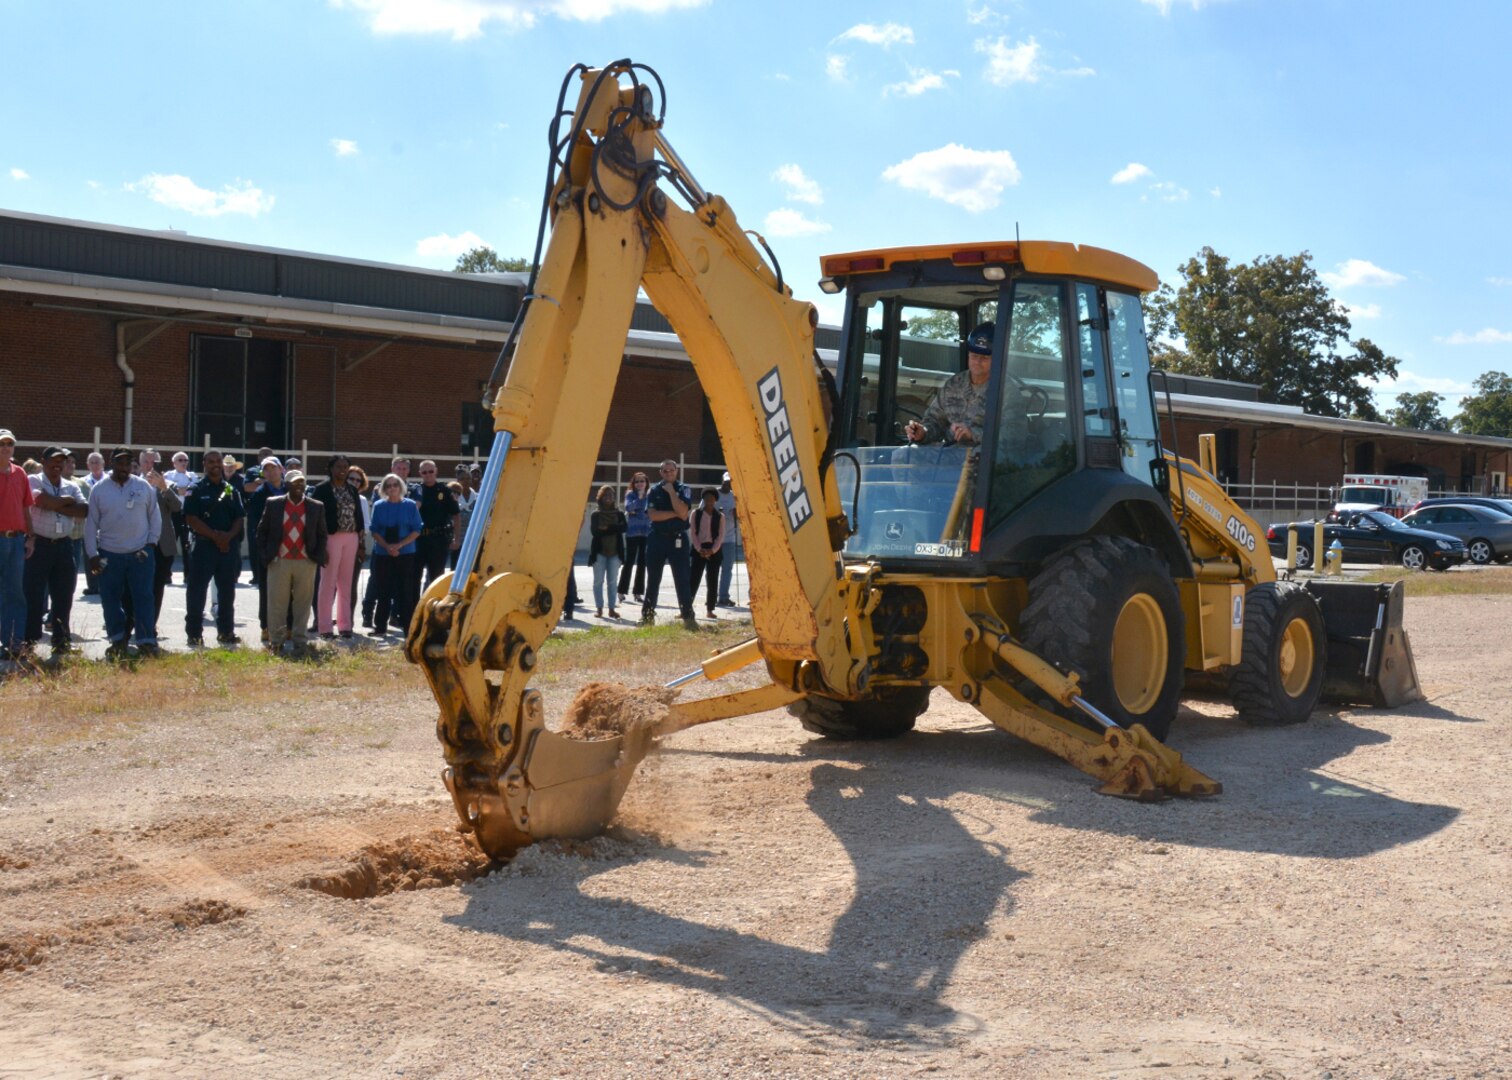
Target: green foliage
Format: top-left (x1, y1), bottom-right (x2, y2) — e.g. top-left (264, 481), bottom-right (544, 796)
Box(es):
top-left (1151, 246), bottom-right (1399, 418)
top-left (1386, 391), bottom-right (1451, 431)
top-left (453, 246), bottom-right (533, 273)
top-left (1453, 371), bottom-right (1512, 437)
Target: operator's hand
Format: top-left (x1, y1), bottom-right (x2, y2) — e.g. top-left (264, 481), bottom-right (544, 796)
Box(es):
top-left (904, 420), bottom-right (926, 443)
top-left (949, 422), bottom-right (976, 445)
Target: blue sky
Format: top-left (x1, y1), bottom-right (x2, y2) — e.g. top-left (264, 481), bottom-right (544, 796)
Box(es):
top-left (2, 0), bottom-right (1509, 412)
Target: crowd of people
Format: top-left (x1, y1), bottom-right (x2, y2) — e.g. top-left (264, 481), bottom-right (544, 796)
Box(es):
top-left (0, 432), bottom-right (742, 661)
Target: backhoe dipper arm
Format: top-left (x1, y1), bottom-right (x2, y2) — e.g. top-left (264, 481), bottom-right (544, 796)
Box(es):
top-left (406, 63), bottom-right (858, 857)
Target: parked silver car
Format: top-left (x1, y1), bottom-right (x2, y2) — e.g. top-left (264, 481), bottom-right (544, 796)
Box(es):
top-left (1400, 503), bottom-right (1512, 565)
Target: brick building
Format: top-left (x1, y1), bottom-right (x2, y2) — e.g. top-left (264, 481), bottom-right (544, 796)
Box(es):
top-left (3, 207), bottom-right (1508, 515)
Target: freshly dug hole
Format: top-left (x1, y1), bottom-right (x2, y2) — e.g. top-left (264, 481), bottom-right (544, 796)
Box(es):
top-left (298, 829), bottom-right (495, 899)
top-left (557, 682), bottom-right (677, 740)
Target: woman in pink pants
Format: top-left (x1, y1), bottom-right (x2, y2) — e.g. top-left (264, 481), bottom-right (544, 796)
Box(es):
top-left (310, 456), bottom-right (364, 637)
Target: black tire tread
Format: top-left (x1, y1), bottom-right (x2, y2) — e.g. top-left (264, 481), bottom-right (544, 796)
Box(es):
top-left (1020, 536), bottom-right (1185, 740)
top-left (1227, 580), bottom-right (1325, 727)
top-left (789, 685), bottom-right (931, 740)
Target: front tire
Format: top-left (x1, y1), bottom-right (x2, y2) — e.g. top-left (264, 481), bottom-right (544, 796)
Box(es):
top-left (789, 685), bottom-right (931, 740)
top-left (1228, 581), bottom-right (1326, 726)
top-left (1021, 536), bottom-right (1186, 741)
top-left (1400, 544), bottom-right (1427, 571)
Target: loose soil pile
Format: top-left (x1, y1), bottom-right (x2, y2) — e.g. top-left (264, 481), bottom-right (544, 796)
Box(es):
top-left (298, 829), bottom-right (494, 899)
top-left (557, 681), bottom-right (678, 740)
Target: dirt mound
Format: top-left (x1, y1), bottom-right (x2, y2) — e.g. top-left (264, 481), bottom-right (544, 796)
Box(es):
top-left (0, 899), bottom-right (245, 972)
top-left (297, 829), bottom-right (494, 899)
top-left (557, 682), bottom-right (678, 740)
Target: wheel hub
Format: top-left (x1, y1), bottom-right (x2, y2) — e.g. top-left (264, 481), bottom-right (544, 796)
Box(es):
top-left (1111, 593), bottom-right (1167, 715)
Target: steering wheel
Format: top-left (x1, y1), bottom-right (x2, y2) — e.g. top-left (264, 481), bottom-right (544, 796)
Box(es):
top-left (1020, 385), bottom-right (1049, 422)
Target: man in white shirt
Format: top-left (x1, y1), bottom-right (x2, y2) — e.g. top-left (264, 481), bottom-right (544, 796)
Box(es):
top-left (25, 447), bottom-right (87, 651)
top-left (715, 472), bottom-right (742, 607)
top-left (161, 451), bottom-right (195, 582)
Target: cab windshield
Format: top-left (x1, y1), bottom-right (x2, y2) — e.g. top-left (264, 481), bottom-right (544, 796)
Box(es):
top-left (834, 274), bottom-right (1078, 562)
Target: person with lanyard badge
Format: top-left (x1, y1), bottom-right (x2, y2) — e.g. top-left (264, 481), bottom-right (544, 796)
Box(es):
top-left (84, 446), bottom-right (162, 659)
top-left (639, 459), bottom-right (698, 630)
top-left (413, 460), bottom-right (460, 593)
top-left (311, 455), bottom-right (364, 639)
top-left (183, 449), bottom-right (245, 647)
top-left (367, 473), bottom-right (422, 636)
top-left (0, 429), bottom-right (36, 660)
top-left (617, 471), bottom-right (652, 606)
top-left (255, 470), bottom-right (329, 655)
top-left (24, 447), bottom-right (87, 653)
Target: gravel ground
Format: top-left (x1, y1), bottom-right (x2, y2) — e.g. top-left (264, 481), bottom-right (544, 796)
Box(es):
top-left (0, 590), bottom-right (1507, 1079)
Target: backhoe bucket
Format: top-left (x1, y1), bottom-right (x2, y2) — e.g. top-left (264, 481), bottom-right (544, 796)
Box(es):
top-left (1305, 579), bottom-right (1422, 708)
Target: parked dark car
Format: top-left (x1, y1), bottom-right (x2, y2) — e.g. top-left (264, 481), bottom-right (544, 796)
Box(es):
top-left (1265, 509), bottom-right (1467, 571)
top-left (1401, 503), bottom-right (1512, 565)
top-left (1409, 495), bottom-right (1512, 517)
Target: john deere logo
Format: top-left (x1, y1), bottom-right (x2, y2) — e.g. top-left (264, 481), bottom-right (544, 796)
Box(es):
top-left (885, 522), bottom-right (903, 540)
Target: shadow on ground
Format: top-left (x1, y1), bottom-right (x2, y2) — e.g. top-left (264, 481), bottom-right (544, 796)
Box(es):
top-left (450, 752), bottom-right (1025, 1046)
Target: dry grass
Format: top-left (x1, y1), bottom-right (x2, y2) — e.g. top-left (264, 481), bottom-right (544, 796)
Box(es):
top-left (0, 621), bottom-right (757, 751)
top-left (1355, 564), bottom-right (1512, 596)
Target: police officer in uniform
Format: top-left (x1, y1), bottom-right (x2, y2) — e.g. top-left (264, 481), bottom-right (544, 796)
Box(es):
top-left (640, 459), bottom-right (698, 630)
top-left (183, 449), bottom-right (246, 646)
top-left (905, 321), bottom-right (995, 446)
top-left (413, 460), bottom-right (460, 592)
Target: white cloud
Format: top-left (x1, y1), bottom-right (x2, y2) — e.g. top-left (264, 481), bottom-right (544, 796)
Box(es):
top-left (763, 208), bottom-right (832, 238)
top-left (882, 144), bottom-right (1021, 213)
top-left (1488, 276), bottom-right (1512, 287)
top-left (1341, 302), bottom-right (1382, 320)
top-left (9, 167), bottom-right (29, 180)
top-left (884, 68), bottom-right (958, 96)
top-left (1141, 0), bottom-right (1218, 13)
top-left (416, 229), bottom-right (489, 257)
top-left (835, 22), bottom-right (913, 48)
top-left (1367, 368), bottom-right (1476, 412)
top-left (1151, 180), bottom-right (1189, 202)
top-left (976, 36), bottom-right (1042, 86)
top-left (1111, 162), bottom-right (1151, 185)
top-left (86, 180), bottom-right (100, 189)
top-left (331, 138), bottom-right (360, 157)
top-left (825, 54), bottom-right (849, 82)
top-left (332, 0), bottom-right (708, 40)
top-left (772, 164), bottom-right (822, 205)
top-left (1061, 66), bottom-right (1097, 77)
top-left (965, 3), bottom-right (1000, 25)
top-left (1438, 328), bottom-right (1512, 345)
top-left (127, 174), bottom-right (275, 217)
top-left (1320, 258), bottom-right (1405, 289)
top-left (1209, 186), bottom-right (1222, 198)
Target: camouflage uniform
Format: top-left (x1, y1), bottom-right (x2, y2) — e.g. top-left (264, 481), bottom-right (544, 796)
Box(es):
top-left (918, 370), bottom-right (989, 445)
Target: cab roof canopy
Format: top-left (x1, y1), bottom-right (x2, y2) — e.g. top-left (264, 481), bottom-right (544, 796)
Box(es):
top-left (820, 241), bottom-right (1159, 294)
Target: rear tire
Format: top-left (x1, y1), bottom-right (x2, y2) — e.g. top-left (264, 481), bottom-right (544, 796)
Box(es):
top-left (1021, 536), bottom-right (1186, 741)
top-left (1228, 581), bottom-right (1326, 726)
top-left (1294, 543), bottom-right (1313, 569)
top-left (789, 685), bottom-right (931, 740)
top-left (1468, 538), bottom-right (1494, 565)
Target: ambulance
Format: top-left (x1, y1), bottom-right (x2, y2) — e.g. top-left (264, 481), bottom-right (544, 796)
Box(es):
top-left (1334, 474), bottom-right (1430, 518)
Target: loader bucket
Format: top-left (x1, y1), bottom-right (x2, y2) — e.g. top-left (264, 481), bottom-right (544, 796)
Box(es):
top-left (1305, 579), bottom-right (1423, 708)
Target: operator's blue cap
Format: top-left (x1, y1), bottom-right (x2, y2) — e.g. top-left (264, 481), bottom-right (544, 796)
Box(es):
top-left (966, 322), bottom-right (995, 355)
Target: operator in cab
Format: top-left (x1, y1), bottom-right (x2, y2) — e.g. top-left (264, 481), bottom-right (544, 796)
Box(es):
top-left (904, 321), bottom-right (994, 446)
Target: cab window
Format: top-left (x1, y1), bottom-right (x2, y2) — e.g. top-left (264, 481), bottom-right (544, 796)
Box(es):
top-left (990, 282), bottom-right (1075, 523)
top-left (1106, 290), bottom-right (1161, 484)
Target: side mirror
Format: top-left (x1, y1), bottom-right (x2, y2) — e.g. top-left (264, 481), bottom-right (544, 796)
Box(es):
top-left (1149, 457), bottom-right (1170, 496)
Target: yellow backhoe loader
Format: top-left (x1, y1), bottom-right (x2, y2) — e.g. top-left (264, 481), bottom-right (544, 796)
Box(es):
top-left (406, 61), bottom-right (1420, 858)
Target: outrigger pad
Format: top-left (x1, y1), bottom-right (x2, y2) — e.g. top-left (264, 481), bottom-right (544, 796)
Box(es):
top-left (1305, 579), bottom-right (1423, 708)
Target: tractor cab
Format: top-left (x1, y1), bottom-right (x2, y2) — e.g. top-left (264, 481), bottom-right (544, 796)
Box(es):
top-left (820, 242), bottom-right (1183, 574)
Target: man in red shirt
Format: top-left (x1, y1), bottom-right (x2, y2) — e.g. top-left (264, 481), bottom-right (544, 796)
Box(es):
top-left (0, 429), bottom-right (36, 658)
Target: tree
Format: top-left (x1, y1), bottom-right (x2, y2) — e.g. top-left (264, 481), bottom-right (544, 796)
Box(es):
top-left (453, 246), bottom-right (532, 274)
top-left (1151, 246), bottom-right (1399, 418)
top-left (1386, 391), bottom-right (1451, 431)
top-left (1454, 371), bottom-right (1512, 437)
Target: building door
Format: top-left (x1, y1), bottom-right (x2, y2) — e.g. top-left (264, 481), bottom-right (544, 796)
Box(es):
top-left (191, 335), bottom-right (289, 452)
top-left (461, 402), bottom-right (492, 458)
